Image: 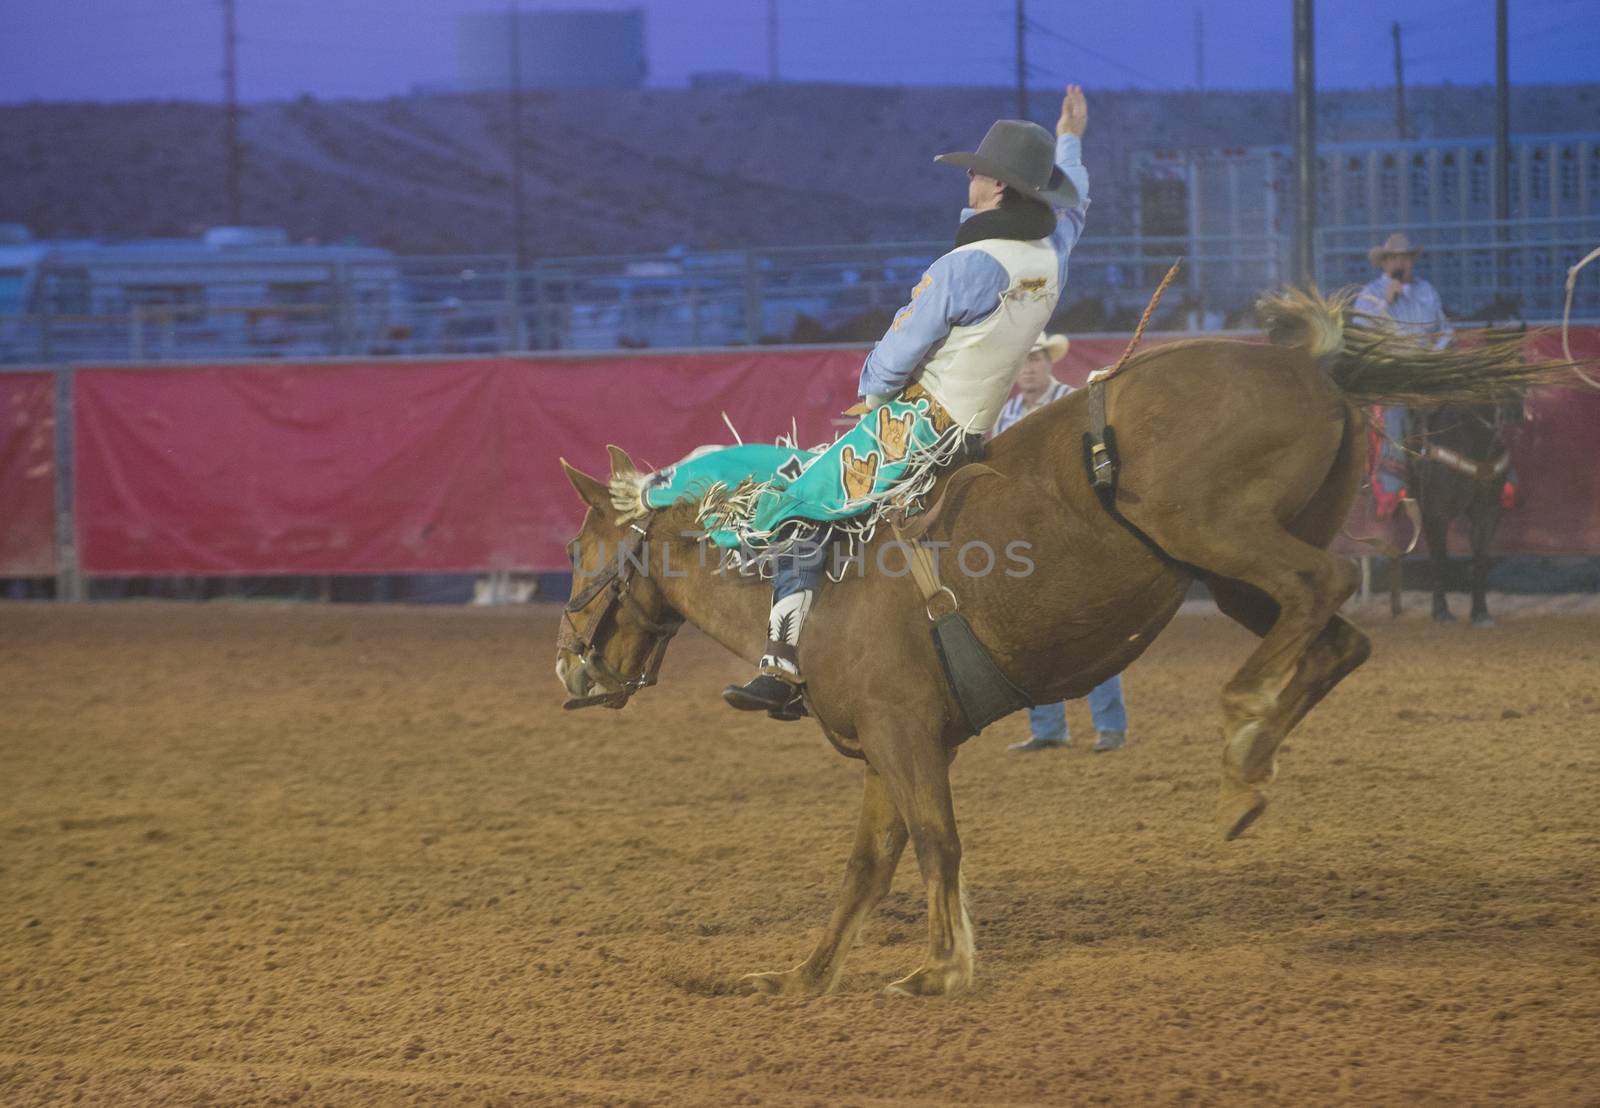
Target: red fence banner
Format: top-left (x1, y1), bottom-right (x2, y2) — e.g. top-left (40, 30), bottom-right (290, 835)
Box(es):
top-left (0, 372), bottom-right (56, 577)
top-left (74, 351), bottom-right (866, 575)
top-left (71, 331), bottom-right (1600, 576)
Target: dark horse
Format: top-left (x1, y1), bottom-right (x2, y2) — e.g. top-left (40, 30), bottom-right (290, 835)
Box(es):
top-left (1405, 400), bottom-right (1521, 625)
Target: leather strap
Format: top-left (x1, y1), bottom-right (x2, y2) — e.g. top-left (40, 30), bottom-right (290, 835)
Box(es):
top-left (889, 518), bottom-right (958, 619)
top-left (1425, 443), bottom-right (1510, 483)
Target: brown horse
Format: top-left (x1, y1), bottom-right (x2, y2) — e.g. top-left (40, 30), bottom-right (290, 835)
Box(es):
top-left (555, 288), bottom-right (1552, 998)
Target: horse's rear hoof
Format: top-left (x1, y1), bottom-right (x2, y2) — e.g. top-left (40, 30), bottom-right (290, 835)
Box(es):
top-left (1218, 786), bottom-right (1267, 842)
top-left (1470, 615), bottom-right (1496, 629)
top-left (1432, 610), bottom-right (1457, 624)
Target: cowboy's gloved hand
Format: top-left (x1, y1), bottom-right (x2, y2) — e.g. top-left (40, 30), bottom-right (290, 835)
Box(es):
top-left (843, 394), bottom-right (891, 418)
top-left (1057, 85), bottom-right (1087, 138)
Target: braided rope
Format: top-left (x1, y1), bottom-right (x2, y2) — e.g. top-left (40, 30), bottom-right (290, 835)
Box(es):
top-left (1093, 258), bottom-right (1183, 384)
top-left (1562, 245), bottom-right (1600, 391)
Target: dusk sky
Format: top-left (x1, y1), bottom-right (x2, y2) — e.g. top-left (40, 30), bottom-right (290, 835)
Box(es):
top-left (1, 0), bottom-right (1596, 103)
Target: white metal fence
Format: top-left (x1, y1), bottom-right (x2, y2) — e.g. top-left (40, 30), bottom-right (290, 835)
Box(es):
top-left (1, 221), bottom-right (1594, 364)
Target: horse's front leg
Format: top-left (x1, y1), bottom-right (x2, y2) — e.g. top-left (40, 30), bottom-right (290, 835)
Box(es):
top-left (1468, 491), bottom-right (1500, 626)
top-left (865, 732), bottom-right (973, 998)
top-left (742, 764), bottom-right (907, 996)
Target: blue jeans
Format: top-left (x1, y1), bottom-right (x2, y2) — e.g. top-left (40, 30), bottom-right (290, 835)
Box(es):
top-left (771, 526), bottom-right (833, 601)
top-left (1377, 405), bottom-right (1410, 495)
top-left (1027, 675), bottom-right (1127, 740)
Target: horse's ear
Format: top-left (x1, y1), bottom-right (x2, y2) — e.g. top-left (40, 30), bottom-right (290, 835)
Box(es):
top-left (606, 444), bottom-right (639, 478)
top-left (561, 458), bottom-right (612, 513)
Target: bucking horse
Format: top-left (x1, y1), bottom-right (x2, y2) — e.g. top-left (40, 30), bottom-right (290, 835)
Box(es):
top-left (555, 287), bottom-right (1557, 997)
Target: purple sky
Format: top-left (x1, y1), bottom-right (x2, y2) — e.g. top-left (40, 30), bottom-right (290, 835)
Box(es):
top-left (1, 0), bottom-right (1596, 103)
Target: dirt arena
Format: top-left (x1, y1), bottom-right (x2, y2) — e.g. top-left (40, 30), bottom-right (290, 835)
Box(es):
top-left (2, 599), bottom-right (1597, 1106)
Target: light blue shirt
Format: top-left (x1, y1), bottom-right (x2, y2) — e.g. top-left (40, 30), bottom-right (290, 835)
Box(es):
top-left (858, 134), bottom-right (1091, 400)
top-left (992, 379), bottom-right (1074, 435)
top-left (1353, 273), bottom-right (1453, 350)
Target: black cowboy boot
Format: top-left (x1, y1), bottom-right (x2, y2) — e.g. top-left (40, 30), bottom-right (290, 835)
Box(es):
top-left (722, 666), bottom-right (808, 720)
top-left (722, 590), bottom-right (811, 721)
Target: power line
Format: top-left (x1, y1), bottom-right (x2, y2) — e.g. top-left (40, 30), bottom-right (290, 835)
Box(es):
top-left (221, 0), bottom-right (241, 224)
top-left (767, 0), bottom-right (778, 84)
top-left (1392, 21), bottom-right (1408, 140)
top-left (1025, 16), bottom-right (1164, 86)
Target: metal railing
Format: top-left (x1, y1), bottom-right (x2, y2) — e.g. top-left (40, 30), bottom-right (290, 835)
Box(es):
top-left (3, 221), bottom-right (1593, 364)
top-left (1315, 216), bottom-right (1600, 321)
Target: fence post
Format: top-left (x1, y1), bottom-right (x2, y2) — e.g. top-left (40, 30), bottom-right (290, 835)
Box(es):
top-left (53, 365), bottom-right (83, 602)
top-left (332, 262), bottom-right (353, 355)
top-left (743, 252), bottom-right (763, 344)
top-left (529, 261), bottom-right (544, 350)
top-left (128, 304), bottom-right (140, 361)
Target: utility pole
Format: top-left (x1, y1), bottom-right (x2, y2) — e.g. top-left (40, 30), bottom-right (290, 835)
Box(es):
top-left (1195, 8), bottom-right (1205, 91)
top-left (1015, 0), bottom-right (1027, 120)
top-left (767, 0), bottom-right (779, 84)
top-left (1494, 0), bottom-right (1509, 224)
top-left (221, 0), bottom-right (241, 224)
top-left (1493, 0), bottom-right (1510, 309)
top-left (1391, 22), bottom-right (1408, 140)
top-left (1292, 0), bottom-right (1316, 288)
top-left (507, 1), bottom-right (528, 345)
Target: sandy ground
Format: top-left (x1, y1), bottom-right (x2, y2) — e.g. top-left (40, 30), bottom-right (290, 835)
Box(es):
top-left (1, 600), bottom-right (1597, 1106)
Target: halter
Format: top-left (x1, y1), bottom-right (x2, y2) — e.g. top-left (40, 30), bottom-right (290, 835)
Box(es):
top-left (558, 512), bottom-right (684, 711)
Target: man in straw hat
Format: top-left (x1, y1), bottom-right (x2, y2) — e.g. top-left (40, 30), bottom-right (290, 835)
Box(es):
top-left (992, 331), bottom-right (1130, 754)
top-left (995, 331), bottom-right (1073, 429)
top-left (1352, 231), bottom-right (1455, 514)
top-left (719, 86), bottom-right (1093, 716)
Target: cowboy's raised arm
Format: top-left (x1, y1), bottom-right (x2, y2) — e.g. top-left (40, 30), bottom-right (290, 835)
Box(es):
top-left (857, 249), bottom-right (1009, 403)
top-left (1049, 85), bottom-right (1091, 256)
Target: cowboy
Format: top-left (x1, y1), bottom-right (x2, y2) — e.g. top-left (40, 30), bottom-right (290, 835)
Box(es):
top-left (721, 85), bottom-right (1093, 716)
top-left (994, 331), bottom-right (1073, 428)
top-left (992, 332), bottom-right (1129, 754)
top-left (1352, 232), bottom-right (1454, 514)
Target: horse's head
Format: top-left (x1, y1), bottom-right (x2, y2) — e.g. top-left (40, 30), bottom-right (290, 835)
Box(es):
top-left (556, 446), bottom-right (684, 710)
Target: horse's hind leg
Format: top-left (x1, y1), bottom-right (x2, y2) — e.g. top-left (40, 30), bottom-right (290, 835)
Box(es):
top-left (1142, 515), bottom-right (1360, 838)
top-left (1201, 432), bottom-right (1373, 769)
top-left (1421, 503), bottom-right (1456, 622)
top-left (1134, 406), bottom-right (1367, 837)
top-left (743, 764), bottom-right (908, 996)
top-left (1205, 575), bottom-right (1371, 778)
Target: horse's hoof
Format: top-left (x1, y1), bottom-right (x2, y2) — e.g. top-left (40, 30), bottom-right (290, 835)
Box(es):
top-left (883, 963), bottom-right (970, 998)
top-left (1222, 719), bottom-right (1277, 785)
top-left (1218, 784), bottom-right (1268, 842)
top-left (1432, 610), bottom-right (1457, 624)
top-left (740, 967), bottom-right (824, 997)
top-left (1470, 616), bottom-right (1496, 629)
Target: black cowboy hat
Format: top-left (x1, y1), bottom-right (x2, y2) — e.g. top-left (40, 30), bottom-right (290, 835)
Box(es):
top-left (935, 119), bottom-right (1081, 207)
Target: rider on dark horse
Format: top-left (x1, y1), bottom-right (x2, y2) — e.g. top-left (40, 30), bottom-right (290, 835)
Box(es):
top-left (1354, 231), bottom-right (1522, 624)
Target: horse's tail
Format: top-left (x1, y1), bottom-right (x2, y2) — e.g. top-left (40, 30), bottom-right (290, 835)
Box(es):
top-left (1256, 285), bottom-right (1563, 405)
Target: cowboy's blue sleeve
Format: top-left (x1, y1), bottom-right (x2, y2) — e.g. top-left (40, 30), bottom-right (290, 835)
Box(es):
top-left (1048, 134), bottom-right (1091, 268)
top-left (857, 249), bottom-right (1009, 400)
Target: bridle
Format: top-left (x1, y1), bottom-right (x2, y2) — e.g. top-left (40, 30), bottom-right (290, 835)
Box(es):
top-left (558, 512), bottom-right (684, 711)
top-left (1418, 404), bottom-right (1514, 484)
